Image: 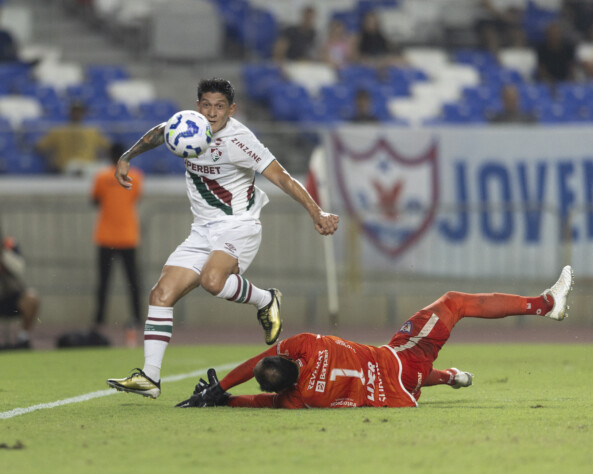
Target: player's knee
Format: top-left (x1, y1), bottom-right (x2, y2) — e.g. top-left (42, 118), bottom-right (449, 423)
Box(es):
top-left (149, 284), bottom-right (176, 306)
top-left (200, 272), bottom-right (225, 296)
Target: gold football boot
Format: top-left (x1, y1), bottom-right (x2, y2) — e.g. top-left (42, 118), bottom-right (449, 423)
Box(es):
top-left (107, 369), bottom-right (161, 399)
top-left (257, 289), bottom-right (283, 345)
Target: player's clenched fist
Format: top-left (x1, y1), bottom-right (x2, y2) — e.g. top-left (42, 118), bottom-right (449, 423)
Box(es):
top-left (114, 160), bottom-right (132, 189)
top-left (315, 212), bottom-right (339, 236)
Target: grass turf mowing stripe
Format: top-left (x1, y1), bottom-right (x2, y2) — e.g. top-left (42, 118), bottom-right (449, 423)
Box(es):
top-left (0, 361), bottom-right (240, 420)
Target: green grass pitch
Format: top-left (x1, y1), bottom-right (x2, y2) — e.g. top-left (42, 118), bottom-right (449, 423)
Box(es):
top-left (1, 343), bottom-right (592, 474)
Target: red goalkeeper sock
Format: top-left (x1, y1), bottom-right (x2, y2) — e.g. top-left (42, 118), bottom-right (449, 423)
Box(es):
top-left (525, 295), bottom-right (554, 316)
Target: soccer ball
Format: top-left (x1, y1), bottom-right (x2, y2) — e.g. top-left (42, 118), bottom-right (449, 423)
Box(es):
top-left (164, 110), bottom-right (212, 158)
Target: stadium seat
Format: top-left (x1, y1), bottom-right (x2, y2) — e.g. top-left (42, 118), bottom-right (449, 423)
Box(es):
top-left (388, 96), bottom-right (441, 126)
top-left (403, 47), bottom-right (449, 79)
top-left (0, 95), bottom-right (43, 128)
top-left (283, 62), bottom-right (337, 96)
top-left (86, 64), bottom-right (130, 86)
top-left (34, 61), bottom-right (84, 91)
top-left (107, 79), bottom-right (156, 110)
top-left (2, 152), bottom-right (49, 174)
top-left (499, 48), bottom-right (537, 81)
top-left (137, 99), bottom-right (179, 122)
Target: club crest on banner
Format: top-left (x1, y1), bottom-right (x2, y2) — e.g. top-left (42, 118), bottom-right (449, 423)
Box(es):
top-left (331, 132), bottom-right (439, 258)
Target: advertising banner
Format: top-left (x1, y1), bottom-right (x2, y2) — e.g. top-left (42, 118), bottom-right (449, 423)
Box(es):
top-left (324, 125), bottom-right (593, 278)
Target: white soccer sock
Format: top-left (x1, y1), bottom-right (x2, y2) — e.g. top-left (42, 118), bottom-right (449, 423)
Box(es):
top-left (142, 305), bottom-right (173, 382)
top-left (216, 274), bottom-right (272, 309)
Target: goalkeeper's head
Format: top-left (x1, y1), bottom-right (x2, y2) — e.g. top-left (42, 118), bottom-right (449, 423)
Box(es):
top-left (254, 356), bottom-right (299, 393)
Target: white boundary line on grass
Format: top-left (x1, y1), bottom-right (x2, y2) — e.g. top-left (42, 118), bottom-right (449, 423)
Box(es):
top-left (0, 361), bottom-right (241, 420)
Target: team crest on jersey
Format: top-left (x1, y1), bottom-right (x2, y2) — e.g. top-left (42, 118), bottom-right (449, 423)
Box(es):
top-left (398, 321), bottom-right (413, 335)
top-left (331, 132), bottom-right (439, 258)
top-left (210, 138), bottom-right (223, 162)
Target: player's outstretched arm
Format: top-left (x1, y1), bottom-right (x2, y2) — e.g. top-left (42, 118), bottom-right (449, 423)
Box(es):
top-left (219, 345), bottom-right (278, 391)
top-left (262, 161), bottom-right (339, 236)
top-left (114, 122), bottom-right (166, 189)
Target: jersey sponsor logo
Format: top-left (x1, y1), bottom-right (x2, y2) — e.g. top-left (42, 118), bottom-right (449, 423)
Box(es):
top-left (186, 160), bottom-right (222, 175)
top-left (307, 350), bottom-right (328, 391)
top-left (331, 133), bottom-right (438, 258)
top-left (224, 242), bottom-right (237, 254)
top-left (329, 398), bottom-right (357, 407)
top-left (231, 137), bottom-right (262, 163)
top-left (398, 321), bottom-right (412, 335)
top-left (334, 338), bottom-right (357, 353)
top-left (315, 381), bottom-right (326, 393)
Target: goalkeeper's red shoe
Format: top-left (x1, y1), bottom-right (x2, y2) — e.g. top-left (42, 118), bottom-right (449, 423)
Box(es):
top-left (107, 368), bottom-right (161, 399)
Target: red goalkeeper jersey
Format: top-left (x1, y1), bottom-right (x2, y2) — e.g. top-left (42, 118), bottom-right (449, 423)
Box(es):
top-left (222, 333), bottom-right (418, 409)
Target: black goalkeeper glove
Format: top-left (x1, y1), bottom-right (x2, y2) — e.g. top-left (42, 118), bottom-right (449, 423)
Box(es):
top-left (175, 369), bottom-right (231, 408)
top-left (175, 377), bottom-right (209, 408)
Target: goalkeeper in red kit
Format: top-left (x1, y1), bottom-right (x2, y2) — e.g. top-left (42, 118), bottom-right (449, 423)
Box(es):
top-left (177, 266), bottom-right (574, 409)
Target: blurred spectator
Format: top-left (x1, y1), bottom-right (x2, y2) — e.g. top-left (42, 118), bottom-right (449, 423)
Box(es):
top-left (350, 89), bottom-right (379, 122)
top-left (489, 84), bottom-right (537, 123)
top-left (321, 19), bottom-right (355, 70)
top-left (36, 101), bottom-right (111, 176)
top-left (562, 0), bottom-right (593, 42)
top-left (0, 6), bottom-right (17, 63)
top-left (354, 10), bottom-right (405, 68)
top-left (91, 143), bottom-right (143, 347)
top-left (535, 21), bottom-right (576, 84)
top-left (475, 0), bottom-right (527, 56)
top-left (0, 227), bottom-right (39, 350)
top-left (273, 5), bottom-right (318, 62)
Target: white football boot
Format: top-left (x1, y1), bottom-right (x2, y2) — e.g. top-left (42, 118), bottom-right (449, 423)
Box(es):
top-left (448, 368), bottom-right (474, 389)
top-left (541, 265), bottom-right (574, 321)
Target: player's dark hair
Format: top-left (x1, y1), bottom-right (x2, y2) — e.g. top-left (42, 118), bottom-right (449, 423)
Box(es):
top-left (254, 356), bottom-right (299, 393)
top-left (197, 78), bottom-right (235, 104)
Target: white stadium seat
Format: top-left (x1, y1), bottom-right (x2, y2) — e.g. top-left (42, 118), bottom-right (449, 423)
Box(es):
top-left (499, 48), bottom-right (537, 80)
top-left (34, 61), bottom-right (84, 91)
top-left (283, 62), bottom-right (337, 96)
top-left (0, 96), bottom-right (43, 129)
top-left (108, 79), bottom-right (156, 109)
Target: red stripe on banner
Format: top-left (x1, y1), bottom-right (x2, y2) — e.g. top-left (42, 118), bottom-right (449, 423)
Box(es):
top-left (144, 335), bottom-right (171, 342)
top-left (230, 274), bottom-right (242, 301)
top-left (146, 317), bottom-right (173, 322)
top-left (246, 281), bottom-right (253, 303)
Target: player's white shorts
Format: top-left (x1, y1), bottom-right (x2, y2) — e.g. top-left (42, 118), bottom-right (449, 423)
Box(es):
top-left (165, 219), bottom-right (262, 275)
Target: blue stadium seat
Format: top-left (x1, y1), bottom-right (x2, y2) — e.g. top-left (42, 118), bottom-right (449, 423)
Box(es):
top-left (85, 65), bottom-right (130, 88)
top-left (86, 102), bottom-right (132, 121)
top-left (453, 49), bottom-right (498, 69)
top-left (241, 9), bottom-right (278, 58)
top-left (338, 66), bottom-right (380, 88)
top-left (269, 83), bottom-right (309, 121)
top-left (442, 103), bottom-right (486, 124)
top-left (137, 99), bottom-right (179, 122)
top-left (2, 151), bottom-right (49, 174)
top-left (242, 64), bottom-right (283, 102)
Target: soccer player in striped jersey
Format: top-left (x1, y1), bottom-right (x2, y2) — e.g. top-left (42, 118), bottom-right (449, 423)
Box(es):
top-left (107, 78), bottom-right (339, 399)
top-left (178, 266), bottom-right (573, 408)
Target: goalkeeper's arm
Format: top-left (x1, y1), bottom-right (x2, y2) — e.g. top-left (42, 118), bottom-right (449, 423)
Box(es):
top-left (219, 345), bottom-right (278, 392)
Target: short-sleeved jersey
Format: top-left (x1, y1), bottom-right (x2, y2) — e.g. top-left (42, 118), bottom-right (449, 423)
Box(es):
top-left (183, 117), bottom-right (276, 225)
top-left (274, 333), bottom-right (418, 408)
top-left (92, 165), bottom-right (143, 248)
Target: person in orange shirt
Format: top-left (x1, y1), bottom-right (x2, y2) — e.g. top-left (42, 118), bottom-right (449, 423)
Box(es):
top-left (91, 143), bottom-right (143, 341)
top-left (176, 266), bottom-right (574, 409)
